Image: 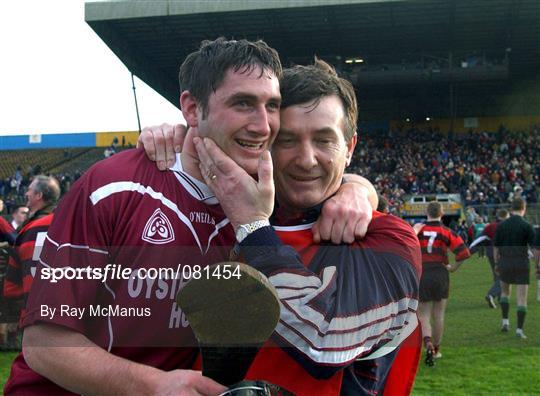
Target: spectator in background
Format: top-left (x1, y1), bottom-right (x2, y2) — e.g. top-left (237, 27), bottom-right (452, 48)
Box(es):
top-left (10, 205), bottom-right (29, 231)
top-left (0, 198), bottom-right (16, 351)
top-left (465, 207), bottom-right (477, 227)
top-left (457, 219), bottom-right (469, 244)
top-left (349, 126), bottom-right (540, 208)
top-left (377, 193), bottom-right (390, 213)
top-left (0, 199), bottom-right (16, 245)
top-left (4, 176), bottom-right (60, 325)
top-left (470, 216), bottom-right (486, 257)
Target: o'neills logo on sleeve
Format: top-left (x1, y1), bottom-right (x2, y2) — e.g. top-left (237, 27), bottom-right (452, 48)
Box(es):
top-left (189, 211), bottom-right (216, 225)
top-left (142, 208), bottom-right (175, 244)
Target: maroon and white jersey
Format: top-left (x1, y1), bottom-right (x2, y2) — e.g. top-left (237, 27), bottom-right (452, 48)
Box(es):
top-left (6, 149), bottom-right (234, 395)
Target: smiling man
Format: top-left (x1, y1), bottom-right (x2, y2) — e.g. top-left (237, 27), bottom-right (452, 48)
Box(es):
top-left (193, 59), bottom-right (422, 395)
top-left (272, 94), bottom-right (356, 212)
top-left (8, 38), bottom-right (379, 396)
top-left (8, 38), bottom-right (285, 396)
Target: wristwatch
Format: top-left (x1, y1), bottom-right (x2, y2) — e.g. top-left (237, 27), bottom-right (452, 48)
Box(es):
top-left (235, 219), bottom-right (270, 243)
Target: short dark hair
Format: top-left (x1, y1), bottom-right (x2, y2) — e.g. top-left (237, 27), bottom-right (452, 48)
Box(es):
top-left (511, 197), bottom-right (526, 212)
top-left (496, 208), bottom-right (509, 220)
top-left (280, 58), bottom-right (358, 142)
top-left (11, 205), bottom-right (28, 214)
top-left (32, 175), bottom-right (60, 206)
top-left (377, 193), bottom-right (389, 213)
top-left (179, 37), bottom-right (282, 118)
top-left (427, 201), bottom-right (442, 218)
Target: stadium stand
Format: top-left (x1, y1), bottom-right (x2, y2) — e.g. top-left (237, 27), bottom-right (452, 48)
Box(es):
top-left (1, 124), bottom-right (539, 225)
top-left (0, 148), bottom-right (90, 180)
top-left (351, 126), bottom-right (540, 211)
top-left (0, 146), bottom-right (130, 211)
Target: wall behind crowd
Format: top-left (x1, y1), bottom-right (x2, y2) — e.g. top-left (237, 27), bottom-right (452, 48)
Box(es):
top-left (0, 131), bottom-right (139, 151)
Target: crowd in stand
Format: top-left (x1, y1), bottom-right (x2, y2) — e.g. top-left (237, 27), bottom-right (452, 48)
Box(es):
top-left (0, 170), bottom-right (81, 214)
top-left (1, 127), bottom-right (540, 215)
top-left (349, 126), bottom-right (540, 210)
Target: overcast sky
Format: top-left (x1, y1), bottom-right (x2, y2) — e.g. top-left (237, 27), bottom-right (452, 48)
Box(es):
top-left (0, 0), bottom-right (185, 136)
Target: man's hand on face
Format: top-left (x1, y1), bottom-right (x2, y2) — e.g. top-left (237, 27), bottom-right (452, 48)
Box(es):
top-left (136, 123), bottom-right (187, 170)
top-left (194, 137), bottom-right (274, 231)
top-left (138, 123), bottom-right (376, 244)
top-left (312, 183), bottom-right (373, 244)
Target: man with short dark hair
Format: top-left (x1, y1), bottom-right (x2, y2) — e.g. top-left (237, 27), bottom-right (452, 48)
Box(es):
top-left (9, 39), bottom-right (376, 396)
top-left (10, 205), bottom-right (29, 231)
top-left (415, 201), bottom-right (470, 365)
top-left (494, 198), bottom-right (536, 339)
top-left (192, 58), bottom-right (421, 395)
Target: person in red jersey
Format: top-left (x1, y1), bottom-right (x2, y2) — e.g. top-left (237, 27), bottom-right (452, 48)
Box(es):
top-left (0, 199), bottom-right (16, 351)
top-left (192, 59), bottom-right (422, 396)
top-left (0, 198), bottom-right (16, 246)
top-left (2, 176), bottom-right (59, 353)
top-left (414, 201), bottom-right (470, 365)
top-left (8, 39), bottom-right (375, 396)
top-left (4, 176), bottom-right (59, 307)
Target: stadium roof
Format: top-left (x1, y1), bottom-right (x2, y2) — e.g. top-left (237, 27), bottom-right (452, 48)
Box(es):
top-left (85, 0), bottom-right (540, 115)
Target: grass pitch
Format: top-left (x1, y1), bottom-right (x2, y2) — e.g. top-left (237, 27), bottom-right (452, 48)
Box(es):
top-left (0, 256), bottom-right (538, 394)
top-left (413, 255), bottom-right (539, 395)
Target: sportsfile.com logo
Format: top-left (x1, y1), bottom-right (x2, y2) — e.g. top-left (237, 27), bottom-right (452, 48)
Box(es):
top-left (39, 263), bottom-right (241, 283)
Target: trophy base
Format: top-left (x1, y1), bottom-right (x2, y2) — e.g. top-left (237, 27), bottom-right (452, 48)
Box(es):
top-left (219, 380), bottom-right (295, 396)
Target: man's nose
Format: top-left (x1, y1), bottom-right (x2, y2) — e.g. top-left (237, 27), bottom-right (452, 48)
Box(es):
top-left (247, 105), bottom-right (272, 137)
top-left (295, 143), bottom-right (318, 170)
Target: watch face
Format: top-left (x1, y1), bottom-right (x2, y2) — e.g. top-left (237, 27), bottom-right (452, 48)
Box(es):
top-left (236, 226), bottom-right (248, 242)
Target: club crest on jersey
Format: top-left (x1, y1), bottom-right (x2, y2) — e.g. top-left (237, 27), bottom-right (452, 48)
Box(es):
top-left (142, 208), bottom-right (175, 244)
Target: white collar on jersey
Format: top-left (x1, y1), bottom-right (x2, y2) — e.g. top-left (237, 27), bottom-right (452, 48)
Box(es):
top-left (169, 153), bottom-right (218, 204)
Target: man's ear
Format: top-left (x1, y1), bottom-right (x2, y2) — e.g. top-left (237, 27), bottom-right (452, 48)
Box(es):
top-left (345, 133), bottom-right (357, 166)
top-left (180, 91), bottom-right (199, 127)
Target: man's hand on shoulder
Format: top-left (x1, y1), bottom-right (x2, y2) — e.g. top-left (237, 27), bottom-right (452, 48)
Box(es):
top-left (313, 174), bottom-right (377, 244)
top-left (136, 123), bottom-right (187, 170)
top-left (194, 137), bottom-right (274, 231)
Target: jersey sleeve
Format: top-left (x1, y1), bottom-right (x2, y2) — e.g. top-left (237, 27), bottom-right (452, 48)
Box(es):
top-left (449, 230), bottom-right (471, 262)
top-left (0, 217), bottom-right (15, 245)
top-left (240, 215), bottom-right (421, 379)
top-left (22, 172), bottom-right (112, 336)
top-left (4, 254), bottom-right (23, 299)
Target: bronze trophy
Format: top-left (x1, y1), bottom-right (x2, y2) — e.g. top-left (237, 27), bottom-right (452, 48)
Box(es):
top-left (177, 262), bottom-right (295, 395)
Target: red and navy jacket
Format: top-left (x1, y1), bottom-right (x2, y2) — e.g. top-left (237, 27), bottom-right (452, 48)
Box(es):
top-left (241, 207), bottom-right (422, 395)
top-left (469, 221), bottom-right (499, 255)
top-left (0, 216), bottom-right (16, 245)
top-left (4, 207), bottom-right (54, 312)
top-left (0, 217), bottom-right (16, 271)
top-left (417, 221), bottom-right (470, 266)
